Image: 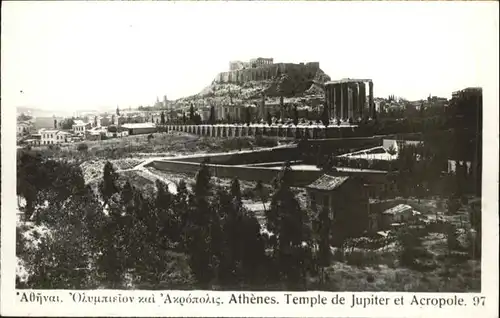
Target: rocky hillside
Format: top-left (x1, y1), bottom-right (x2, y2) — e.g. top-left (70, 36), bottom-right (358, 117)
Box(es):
top-left (176, 63), bottom-right (331, 107)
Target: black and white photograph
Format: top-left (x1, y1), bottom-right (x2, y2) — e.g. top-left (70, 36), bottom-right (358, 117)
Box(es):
top-left (2, 1), bottom-right (498, 316)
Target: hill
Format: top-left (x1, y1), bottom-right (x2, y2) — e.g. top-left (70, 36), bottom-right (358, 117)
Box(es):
top-left (176, 62), bottom-right (331, 107)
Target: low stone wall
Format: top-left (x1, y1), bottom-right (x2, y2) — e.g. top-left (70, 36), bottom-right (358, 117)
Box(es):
top-left (147, 159), bottom-right (388, 187)
top-left (167, 146), bottom-right (300, 165)
top-left (146, 160), bottom-right (323, 187)
top-left (164, 124), bottom-right (362, 139)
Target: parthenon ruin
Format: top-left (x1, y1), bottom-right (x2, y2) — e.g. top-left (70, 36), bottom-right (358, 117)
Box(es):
top-left (324, 79), bottom-right (375, 121)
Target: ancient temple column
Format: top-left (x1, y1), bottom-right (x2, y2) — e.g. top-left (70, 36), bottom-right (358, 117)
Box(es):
top-left (347, 84), bottom-right (354, 120)
top-left (352, 82), bottom-right (359, 121)
top-left (359, 82), bottom-right (366, 119)
top-left (368, 81), bottom-right (374, 118)
top-left (342, 83), bottom-right (349, 121)
top-left (334, 84), bottom-right (341, 120)
top-left (332, 84), bottom-right (337, 120)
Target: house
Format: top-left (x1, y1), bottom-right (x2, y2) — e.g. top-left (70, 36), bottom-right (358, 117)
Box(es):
top-left (72, 120), bottom-right (92, 134)
top-left (306, 174), bottom-right (369, 244)
top-left (121, 123), bottom-right (157, 135)
top-left (368, 204), bottom-right (421, 232)
top-left (106, 125), bottom-right (129, 138)
top-left (39, 129), bottom-right (71, 145)
top-left (17, 121), bottom-right (32, 136)
top-left (24, 134), bottom-right (41, 146)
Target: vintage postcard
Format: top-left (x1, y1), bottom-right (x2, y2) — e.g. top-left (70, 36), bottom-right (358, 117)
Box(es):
top-left (1, 1), bottom-right (498, 317)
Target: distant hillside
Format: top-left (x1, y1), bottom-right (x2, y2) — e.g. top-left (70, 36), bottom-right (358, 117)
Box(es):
top-left (17, 107), bottom-right (100, 118)
top-left (176, 62), bottom-right (331, 107)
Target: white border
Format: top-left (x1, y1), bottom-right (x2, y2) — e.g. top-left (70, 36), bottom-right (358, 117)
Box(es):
top-left (2, 1), bottom-right (499, 317)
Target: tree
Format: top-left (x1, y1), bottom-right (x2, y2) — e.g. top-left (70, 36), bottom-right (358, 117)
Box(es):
top-left (18, 113), bottom-right (33, 121)
top-left (266, 161), bottom-right (310, 286)
top-left (94, 116), bottom-right (98, 127)
top-left (245, 107), bottom-right (251, 126)
top-left (59, 118), bottom-right (75, 130)
top-left (160, 112), bottom-right (166, 125)
top-left (187, 162), bottom-right (217, 286)
top-left (53, 119), bottom-right (57, 129)
top-left (293, 104), bottom-right (299, 126)
top-left (77, 143), bottom-right (88, 152)
top-left (189, 104), bottom-right (195, 123)
top-left (314, 205), bottom-right (331, 282)
top-left (266, 112), bottom-right (272, 126)
top-left (99, 161), bottom-right (119, 207)
top-left (209, 106), bottom-right (216, 125)
top-left (254, 180), bottom-right (267, 213)
top-left (321, 105), bottom-right (329, 127)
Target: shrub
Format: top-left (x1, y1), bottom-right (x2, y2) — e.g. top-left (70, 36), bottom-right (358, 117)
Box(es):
top-left (77, 143), bottom-right (89, 152)
top-left (446, 198), bottom-right (460, 214)
top-left (396, 227), bottom-right (423, 268)
top-left (254, 135), bottom-right (278, 148)
top-left (445, 223), bottom-right (460, 252)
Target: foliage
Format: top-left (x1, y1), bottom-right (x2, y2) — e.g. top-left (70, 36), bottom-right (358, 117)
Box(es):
top-left (77, 143), bottom-right (88, 152)
top-left (321, 105), bottom-right (329, 127)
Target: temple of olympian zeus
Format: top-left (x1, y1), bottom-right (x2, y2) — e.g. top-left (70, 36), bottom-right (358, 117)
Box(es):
top-left (324, 78), bottom-right (375, 122)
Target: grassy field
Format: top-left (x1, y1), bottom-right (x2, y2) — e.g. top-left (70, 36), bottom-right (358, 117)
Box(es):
top-left (26, 131), bottom-right (282, 161)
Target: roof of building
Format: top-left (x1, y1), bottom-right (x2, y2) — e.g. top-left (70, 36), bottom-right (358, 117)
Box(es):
top-left (56, 131), bottom-right (71, 135)
top-left (40, 129), bottom-right (59, 134)
top-left (73, 120), bottom-right (88, 126)
top-left (121, 123), bottom-right (157, 129)
top-left (383, 204), bottom-right (413, 215)
top-left (306, 175), bottom-right (349, 191)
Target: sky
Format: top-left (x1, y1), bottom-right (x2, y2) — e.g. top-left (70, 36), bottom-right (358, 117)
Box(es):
top-left (1, 1), bottom-right (498, 112)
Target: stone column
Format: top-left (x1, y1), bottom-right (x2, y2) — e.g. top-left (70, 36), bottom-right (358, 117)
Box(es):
top-left (332, 84), bottom-right (337, 120)
top-left (334, 84), bottom-right (341, 120)
top-left (352, 82), bottom-right (359, 122)
top-left (369, 81), bottom-right (374, 118)
top-left (347, 84), bottom-right (354, 120)
top-left (359, 82), bottom-right (366, 119)
top-left (342, 83), bottom-right (349, 121)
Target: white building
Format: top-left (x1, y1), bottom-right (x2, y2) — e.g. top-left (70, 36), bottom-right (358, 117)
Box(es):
top-left (39, 129), bottom-right (71, 145)
top-left (72, 120), bottom-right (92, 134)
top-left (17, 122), bottom-right (32, 136)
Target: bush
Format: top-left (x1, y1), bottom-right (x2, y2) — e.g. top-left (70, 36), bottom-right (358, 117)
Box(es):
top-left (396, 228), bottom-right (423, 268)
top-left (254, 135), bottom-right (278, 148)
top-left (445, 224), bottom-right (460, 252)
top-left (77, 143), bottom-right (89, 152)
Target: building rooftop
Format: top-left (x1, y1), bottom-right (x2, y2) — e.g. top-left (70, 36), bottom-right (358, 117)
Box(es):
top-left (383, 204), bottom-right (412, 215)
top-left (73, 120), bottom-right (87, 126)
top-left (306, 175), bottom-right (349, 191)
top-left (121, 123), bottom-right (157, 129)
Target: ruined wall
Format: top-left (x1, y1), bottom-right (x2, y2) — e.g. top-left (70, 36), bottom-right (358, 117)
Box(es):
top-left (167, 146), bottom-right (300, 165)
top-left (147, 160), bottom-right (322, 187)
top-left (214, 62), bottom-right (321, 84)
